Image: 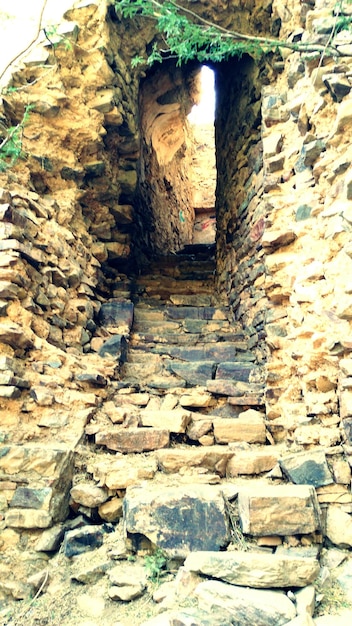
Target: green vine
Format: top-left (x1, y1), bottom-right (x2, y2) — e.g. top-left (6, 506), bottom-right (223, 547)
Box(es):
top-left (115, 0), bottom-right (351, 66)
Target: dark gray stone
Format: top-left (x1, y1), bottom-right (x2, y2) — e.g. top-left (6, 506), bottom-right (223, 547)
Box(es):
top-left (279, 450), bottom-right (333, 487)
top-left (124, 484), bottom-right (230, 558)
top-left (342, 418), bottom-right (352, 444)
top-left (154, 342), bottom-right (244, 362)
top-left (295, 204), bottom-right (312, 221)
top-left (323, 73), bottom-right (351, 102)
top-left (75, 373), bottom-right (107, 386)
top-left (10, 487), bottom-right (52, 510)
top-left (215, 362), bottom-right (256, 382)
top-left (97, 300), bottom-right (134, 329)
top-left (63, 525), bottom-right (104, 558)
top-left (98, 334), bottom-right (128, 361)
top-left (167, 361), bottom-right (216, 385)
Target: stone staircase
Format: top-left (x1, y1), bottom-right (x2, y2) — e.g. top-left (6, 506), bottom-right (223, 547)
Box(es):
top-left (79, 245), bottom-right (270, 514)
top-left (124, 243), bottom-right (265, 402)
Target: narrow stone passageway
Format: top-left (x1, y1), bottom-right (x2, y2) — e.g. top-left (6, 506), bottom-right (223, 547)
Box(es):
top-left (2, 0), bottom-right (352, 621)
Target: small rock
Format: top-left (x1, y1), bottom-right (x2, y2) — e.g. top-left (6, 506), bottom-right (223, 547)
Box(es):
top-left (63, 525), bottom-right (104, 558)
top-left (70, 484), bottom-right (108, 508)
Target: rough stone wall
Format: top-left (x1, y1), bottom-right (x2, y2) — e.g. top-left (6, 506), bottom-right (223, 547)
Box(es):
top-left (261, 0), bottom-right (352, 446)
top-left (137, 62), bottom-right (198, 256)
top-left (215, 55), bottom-right (267, 366)
top-left (0, 0), bottom-right (352, 513)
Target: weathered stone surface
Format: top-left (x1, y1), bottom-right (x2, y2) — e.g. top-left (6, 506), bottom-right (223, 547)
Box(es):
top-left (140, 409), bottom-right (191, 433)
top-left (179, 390), bottom-right (212, 408)
top-left (213, 411), bottom-right (266, 444)
top-left (98, 334), bottom-right (128, 360)
top-left (326, 505), bottom-right (352, 548)
top-left (89, 456), bottom-right (158, 489)
top-left (168, 361), bottom-right (215, 385)
top-left (156, 446), bottom-right (234, 476)
top-left (95, 427), bottom-right (170, 453)
top-left (35, 524), bottom-right (64, 552)
top-left (71, 555), bottom-right (111, 584)
top-left (215, 362), bottom-right (256, 381)
top-left (184, 550), bottom-right (319, 588)
top-left (227, 448), bottom-right (281, 476)
top-left (124, 484), bottom-right (230, 556)
top-left (141, 608), bottom-right (233, 625)
top-left (98, 497), bottom-right (123, 521)
top-left (70, 483), bottom-right (108, 508)
top-left (97, 300), bottom-right (134, 330)
top-left (5, 509), bottom-right (52, 529)
top-left (63, 525), bottom-right (104, 558)
top-left (195, 580), bottom-right (296, 626)
top-left (238, 484), bottom-right (321, 536)
top-left (0, 445), bottom-right (73, 524)
top-left (279, 450), bottom-right (333, 488)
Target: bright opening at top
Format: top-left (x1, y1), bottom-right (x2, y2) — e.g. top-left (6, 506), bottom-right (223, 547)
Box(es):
top-left (188, 66), bottom-right (215, 125)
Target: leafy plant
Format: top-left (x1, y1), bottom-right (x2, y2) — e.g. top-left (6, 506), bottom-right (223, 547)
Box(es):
top-left (144, 548), bottom-right (167, 582)
top-left (44, 25), bottom-right (73, 51)
top-left (0, 105), bottom-right (33, 172)
top-left (114, 0), bottom-right (349, 66)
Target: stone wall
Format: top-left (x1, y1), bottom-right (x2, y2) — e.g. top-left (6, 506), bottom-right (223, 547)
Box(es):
top-left (215, 55), bottom-right (267, 365)
top-left (0, 0), bottom-right (352, 575)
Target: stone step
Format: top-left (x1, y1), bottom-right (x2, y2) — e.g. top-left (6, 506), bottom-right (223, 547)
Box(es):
top-left (165, 306), bottom-right (230, 321)
top-left (151, 342), bottom-right (251, 362)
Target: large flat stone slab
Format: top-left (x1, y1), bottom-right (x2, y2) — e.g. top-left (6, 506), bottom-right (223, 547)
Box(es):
top-left (154, 342), bottom-right (246, 362)
top-left (238, 484), bottom-right (322, 536)
top-left (95, 428), bottom-right (169, 453)
top-left (227, 448), bottom-right (281, 476)
top-left (279, 450), bottom-right (333, 488)
top-left (167, 361), bottom-right (215, 385)
top-left (156, 446), bottom-right (235, 476)
top-left (88, 455), bottom-right (158, 490)
top-left (184, 550), bottom-right (319, 588)
top-left (195, 580), bottom-right (296, 626)
top-left (213, 411), bottom-right (266, 444)
top-left (124, 484), bottom-right (230, 557)
top-left (140, 409), bottom-right (191, 433)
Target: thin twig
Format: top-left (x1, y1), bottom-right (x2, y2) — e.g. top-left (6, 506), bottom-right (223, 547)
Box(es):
top-left (0, 0), bottom-right (49, 82)
top-left (9, 569), bottom-right (49, 624)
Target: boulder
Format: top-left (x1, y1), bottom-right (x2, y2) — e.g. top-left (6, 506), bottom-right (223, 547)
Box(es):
top-left (195, 580), bottom-right (296, 626)
top-left (184, 550), bottom-right (319, 588)
top-left (279, 450), bottom-right (333, 488)
top-left (238, 484), bottom-right (321, 536)
top-left (124, 484), bottom-right (230, 557)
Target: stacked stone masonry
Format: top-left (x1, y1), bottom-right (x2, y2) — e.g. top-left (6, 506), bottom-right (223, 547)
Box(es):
top-left (0, 0), bottom-right (352, 623)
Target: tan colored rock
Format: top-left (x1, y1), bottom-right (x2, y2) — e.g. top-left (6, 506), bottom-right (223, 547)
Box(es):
top-left (326, 505), bottom-right (352, 547)
top-left (95, 427), bottom-right (169, 453)
top-left (187, 419), bottom-right (212, 440)
top-left (184, 550), bottom-right (319, 588)
top-left (89, 456), bottom-right (158, 490)
top-left (70, 483), bottom-right (108, 508)
top-left (332, 459), bottom-right (351, 485)
top-left (238, 484), bottom-right (321, 536)
top-left (179, 391), bottom-right (212, 408)
top-left (140, 409), bottom-right (191, 433)
top-left (227, 448), bottom-right (280, 476)
top-left (114, 392), bottom-right (149, 406)
top-left (213, 412), bottom-right (266, 444)
top-left (5, 509), bottom-right (52, 529)
top-left (98, 497), bottom-right (123, 521)
top-left (316, 483), bottom-right (352, 504)
top-left (156, 446), bottom-right (234, 476)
